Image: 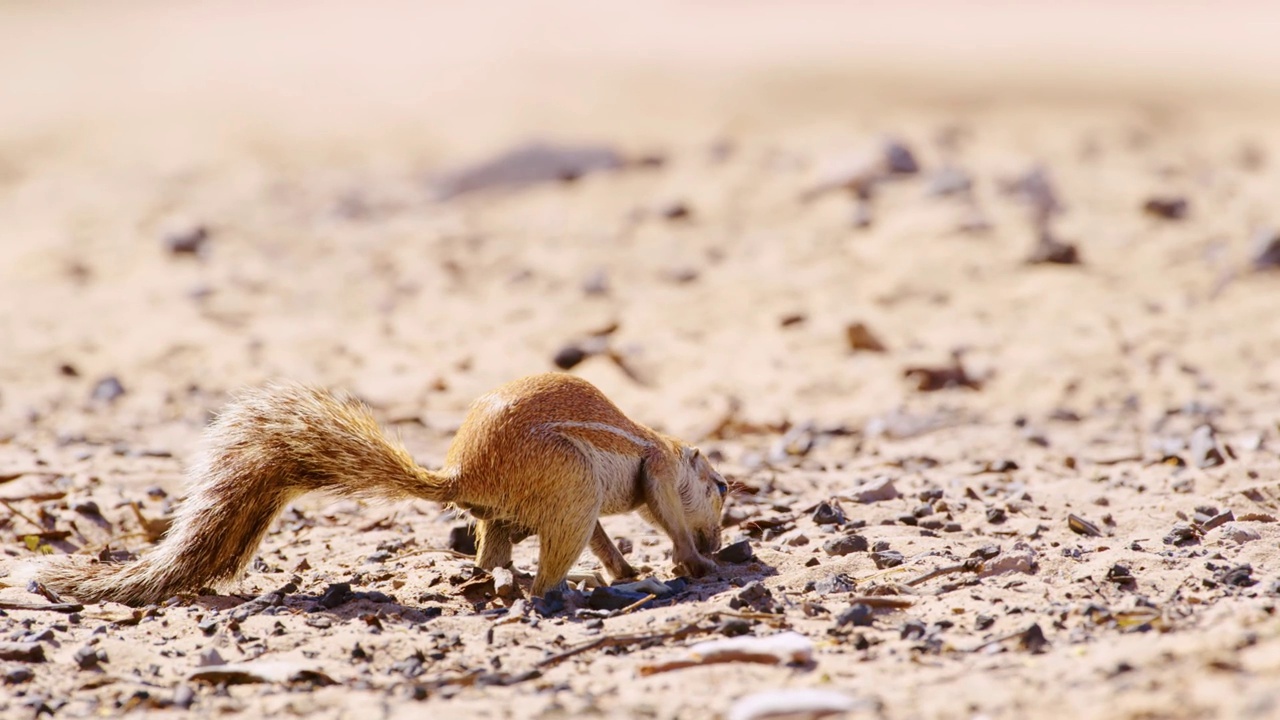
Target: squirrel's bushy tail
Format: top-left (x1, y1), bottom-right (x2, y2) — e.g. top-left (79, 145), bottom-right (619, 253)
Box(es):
top-left (34, 384), bottom-right (454, 606)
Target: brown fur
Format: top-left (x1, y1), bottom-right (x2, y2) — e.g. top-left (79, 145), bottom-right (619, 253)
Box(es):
top-left (33, 373), bottom-right (726, 604)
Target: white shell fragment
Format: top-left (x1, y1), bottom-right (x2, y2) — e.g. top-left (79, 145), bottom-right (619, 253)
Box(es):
top-left (690, 631), bottom-right (814, 664)
top-left (188, 661), bottom-right (334, 686)
top-left (728, 688), bottom-right (860, 720)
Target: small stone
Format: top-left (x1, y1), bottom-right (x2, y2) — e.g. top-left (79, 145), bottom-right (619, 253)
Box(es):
top-left (316, 583), bottom-right (354, 610)
top-left (1143, 196), bottom-right (1188, 220)
top-left (657, 200), bottom-right (692, 221)
top-left (1068, 513), bottom-right (1103, 537)
top-left (715, 540), bottom-right (755, 564)
top-left (552, 345), bottom-right (588, 370)
top-left (986, 507), bottom-right (1007, 524)
top-left (1250, 228), bottom-right (1280, 271)
top-left (903, 353), bottom-right (983, 391)
top-left (729, 581), bottom-right (780, 614)
top-left (196, 649), bottom-right (225, 667)
top-left (1216, 564), bottom-right (1257, 588)
top-left (1189, 425), bottom-right (1225, 468)
top-left (975, 614), bottom-right (995, 631)
top-left (900, 619), bottom-right (928, 641)
top-left (1164, 522), bottom-right (1202, 546)
top-left (784, 532), bottom-right (810, 547)
top-left (171, 685), bottom-right (196, 709)
top-left (447, 525), bottom-right (478, 555)
top-left (0, 643), bottom-right (45, 663)
top-left (852, 477), bottom-right (899, 503)
top-left (73, 645), bottom-right (101, 670)
top-left (845, 322), bottom-right (887, 353)
top-left (1018, 623), bottom-right (1050, 653)
top-left (197, 617), bottom-right (218, 636)
top-left (871, 550), bottom-right (905, 569)
top-left (811, 502), bottom-right (846, 526)
top-left (881, 138), bottom-right (920, 175)
top-left (896, 514), bottom-right (919, 526)
top-left (835, 603), bottom-right (874, 628)
top-left (1218, 522), bottom-right (1261, 545)
top-left (582, 269), bottom-right (610, 296)
top-left (91, 376), bottom-right (126, 403)
top-left (3, 666), bottom-right (34, 684)
top-left (365, 550), bottom-right (391, 564)
top-left (1027, 231), bottom-right (1081, 265)
top-left (719, 618), bottom-right (752, 637)
top-left (823, 535), bottom-right (868, 557)
top-left (72, 500), bottom-right (101, 516)
top-left (813, 574), bottom-right (856, 595)
top-left (492, 567), bottom-right (520, 600)
top-left (1000, 164), bottom-right (1062, 224)
top-left (1107, 564), bottom-right (1136, 585)
top-left (587, 586), bottom-right (650, 611)
top-left (164, 224), bottom-right (209, 255)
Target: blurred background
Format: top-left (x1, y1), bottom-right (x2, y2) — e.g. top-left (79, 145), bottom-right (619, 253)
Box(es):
top-left (3, 0), bottom-right (1280, 438)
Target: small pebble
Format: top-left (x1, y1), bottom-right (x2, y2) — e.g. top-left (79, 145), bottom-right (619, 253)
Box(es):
top-left (164, 224), bottom-right (209, 255)
top-left (835, 603), bottom-right (874, 628)
top-left (822, 535), bottom-right (868, 557)
top-left (91, 376), bottom-right (126, 403)
top-left (172, 685), bottom-right (196, 709)
top-left (552, 345), bottom-right (588, 370)
top-left (1143, 196), bottom-right (1188, 220)
top-left (811, 502), bottom-right (846, 526)
top-left (871, 550), bottom-right (905, 569)
top-left (1251, 228), bottom-right (1280, 271)
top-left (73, 645), bottom-right (101, 670)
top-left (1027, 231), bottom-right (1081, 265)
top-left (715, 540), bottom-right (755, 564)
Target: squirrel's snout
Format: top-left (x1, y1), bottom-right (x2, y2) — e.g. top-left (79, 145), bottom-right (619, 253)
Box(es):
top-left (695, 530), bottom-right (722, 555)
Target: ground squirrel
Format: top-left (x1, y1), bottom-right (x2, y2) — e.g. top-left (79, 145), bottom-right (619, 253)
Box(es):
top-left (30, 373), bottom-right (728, 605)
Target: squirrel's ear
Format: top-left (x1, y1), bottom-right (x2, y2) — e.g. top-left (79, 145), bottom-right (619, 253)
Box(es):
top-left (682, 445), bottom-right (701, 463)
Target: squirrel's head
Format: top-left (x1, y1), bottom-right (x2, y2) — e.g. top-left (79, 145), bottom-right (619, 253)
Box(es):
top-left (677, 444), bottom-right (727, 555)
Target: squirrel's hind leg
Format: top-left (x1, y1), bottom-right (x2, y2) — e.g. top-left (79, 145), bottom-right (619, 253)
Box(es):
top-left (530, 516), bottom-right (595, 597)
top-left (474, 519), bottom-right (531, 570)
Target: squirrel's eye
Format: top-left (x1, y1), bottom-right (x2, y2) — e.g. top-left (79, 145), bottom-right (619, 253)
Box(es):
top-left (714, 480), bottom-right (728, 496)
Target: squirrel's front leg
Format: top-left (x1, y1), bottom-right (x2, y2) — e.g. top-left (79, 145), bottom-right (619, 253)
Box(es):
top-left (640, 448), bottom-right (716, 578)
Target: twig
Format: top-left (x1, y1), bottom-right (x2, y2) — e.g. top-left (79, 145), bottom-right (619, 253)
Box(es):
top-left (398, 546), bottom-right (474, 560)
top-left (843, 596), bottom-right (915, 609)
top-left (904, 559), bottom-right (984, 587)
top-left (537, 621), bottom-right (706, 670)
top-left (718, 610), bottom-right (792, 624)
top-left (1090, 454), bottom-right (1144, 466)
top-left (0, 601), bottom-right (84, 613)
top-left (616, 593), bottom-right (657, 615)
top-left (0, 499), bottom-right (45, 531)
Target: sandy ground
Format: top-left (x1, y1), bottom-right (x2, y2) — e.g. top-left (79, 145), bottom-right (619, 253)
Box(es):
top-left (4, 2), bottom-right (1280, 719)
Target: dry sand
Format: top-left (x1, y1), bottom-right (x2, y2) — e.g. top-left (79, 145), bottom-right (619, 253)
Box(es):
top-left (3, 2), bottom-right (1280, 718)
